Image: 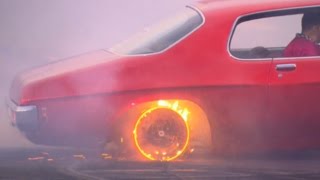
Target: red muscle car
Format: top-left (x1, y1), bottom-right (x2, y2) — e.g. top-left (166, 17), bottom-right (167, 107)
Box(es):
top-left (6, 0), bottom-right (320, 161)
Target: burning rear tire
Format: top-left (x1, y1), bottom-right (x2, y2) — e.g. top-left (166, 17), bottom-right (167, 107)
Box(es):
top-left (108, 99), bottom-right (212, 161)
top-left (133, 107), bottom-right (190, 161)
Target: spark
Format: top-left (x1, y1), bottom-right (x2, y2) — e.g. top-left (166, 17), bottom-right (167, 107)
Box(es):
top-left (172, 101), bottom-right (179, 110)
top-left (28, 157), bottom-right (45, 161)
top-left (73, 154), bottom-right (86, 160)
top-left (158, 100), bottom-right (170, 107)
top-left (181, 109), bottom-right (190, 121)
top-left (101, 153), bottom-right (112, 159)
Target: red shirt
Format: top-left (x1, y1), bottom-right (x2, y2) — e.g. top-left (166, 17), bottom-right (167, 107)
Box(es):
top-left (283, 34), bottom-right (320, 57)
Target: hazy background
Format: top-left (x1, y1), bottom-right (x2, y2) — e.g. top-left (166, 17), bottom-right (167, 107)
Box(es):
top-left (0, 0), bottom-right (192, 148)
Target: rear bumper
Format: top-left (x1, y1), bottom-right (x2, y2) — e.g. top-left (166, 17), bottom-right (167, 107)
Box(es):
top-left (6, 97), bottom-right (39, 132)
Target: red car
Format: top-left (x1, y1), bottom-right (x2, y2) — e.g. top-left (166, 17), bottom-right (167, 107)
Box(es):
top-left (6, 0), bottom-right (320, 161)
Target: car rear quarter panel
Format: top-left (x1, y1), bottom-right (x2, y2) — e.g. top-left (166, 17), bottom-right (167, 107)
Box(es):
top-left (23, 7), bottom-right (273, 155)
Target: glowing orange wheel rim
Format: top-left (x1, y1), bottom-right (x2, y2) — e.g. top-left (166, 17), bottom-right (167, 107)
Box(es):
top-left (133, 107), bottom-right (190, 161)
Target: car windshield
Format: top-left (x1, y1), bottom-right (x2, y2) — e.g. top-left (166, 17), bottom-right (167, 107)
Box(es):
top-left (110, 7), bottom-right (203, 55)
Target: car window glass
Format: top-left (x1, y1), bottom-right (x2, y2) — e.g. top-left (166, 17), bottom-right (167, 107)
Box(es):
top-left (230, 14), bottom-right (302, 59)
top-left (109, 7), bottom-right (203, 55)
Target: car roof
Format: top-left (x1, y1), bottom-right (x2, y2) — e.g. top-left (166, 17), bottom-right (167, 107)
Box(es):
top-left (184, 0), bottom-right (320, 63)
top-left (196, 0), bottom-right (320, 7)
top-left (194, 0), bottom-right (320, 16)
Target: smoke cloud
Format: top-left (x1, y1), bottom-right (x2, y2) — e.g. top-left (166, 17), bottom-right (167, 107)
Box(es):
top-left (0, 0), bottom-right (192, 148)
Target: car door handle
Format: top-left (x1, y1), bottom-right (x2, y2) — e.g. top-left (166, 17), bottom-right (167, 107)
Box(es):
top-left (276, 64), bottom-right (296, 72)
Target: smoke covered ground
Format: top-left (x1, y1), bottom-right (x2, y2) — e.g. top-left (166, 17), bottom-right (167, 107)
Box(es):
top-left (1, 147), bottom-right (320, 179)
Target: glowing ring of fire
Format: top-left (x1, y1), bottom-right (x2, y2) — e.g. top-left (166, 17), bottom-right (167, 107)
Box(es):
top-left (133, 101), bottom-right (190, 161)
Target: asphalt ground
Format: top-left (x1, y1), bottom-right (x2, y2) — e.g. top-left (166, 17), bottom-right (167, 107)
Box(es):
top-left (1, 147), bottom-right (320, 180)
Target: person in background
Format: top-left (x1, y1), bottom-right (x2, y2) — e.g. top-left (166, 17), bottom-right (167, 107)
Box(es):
top-left (283, 12), bottom-right (320, 57)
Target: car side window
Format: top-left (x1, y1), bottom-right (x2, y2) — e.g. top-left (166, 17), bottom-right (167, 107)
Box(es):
top-left (229, 13), bottom-right (303, 60)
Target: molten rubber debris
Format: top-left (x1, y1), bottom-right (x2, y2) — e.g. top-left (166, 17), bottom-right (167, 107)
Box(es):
top-left (73, 154), bottom-right (86, 160)
top-left (101, 153), bottom-right (113, 160)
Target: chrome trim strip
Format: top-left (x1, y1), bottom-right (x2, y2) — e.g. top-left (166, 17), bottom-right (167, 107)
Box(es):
top-left (273, 55), bottom-right (320, 61)
top-left (227, 4), bottom-right (320, 61)
top-left (6, 97), bottom-right (37, 113)
top-left (108, 5), bottom-right (206, 57)
top-left (6, 97), bottom-right (39, 131)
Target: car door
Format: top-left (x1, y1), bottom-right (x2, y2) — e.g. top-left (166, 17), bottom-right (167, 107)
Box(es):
top-left (230, 7), bottom-right (320, 152)
top-left (266, 7), bottom-right (320, 150)
top-left (226, 12), bottom-right (277, 153)
top-left (268, 57), bottom-right (320, 150)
